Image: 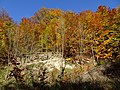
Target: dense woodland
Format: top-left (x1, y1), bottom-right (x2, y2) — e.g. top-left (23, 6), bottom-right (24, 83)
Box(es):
top-left (0, 5), bottom-right (120, 90)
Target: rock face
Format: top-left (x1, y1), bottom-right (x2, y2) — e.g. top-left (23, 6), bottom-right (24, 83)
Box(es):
top-left (44, 57), bottom-right (65, 71)
top-left (20, 52), bottom-right (75, 71)
top-left (19, 52), bottom-right (120, 82)
top-left (81, 64), bottom-right (110, 82)
top-left (80, 62), bottom-right (120, 85)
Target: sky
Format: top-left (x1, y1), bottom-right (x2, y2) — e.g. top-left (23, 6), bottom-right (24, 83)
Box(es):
top-left (0, 0), bottom-right (120, 22)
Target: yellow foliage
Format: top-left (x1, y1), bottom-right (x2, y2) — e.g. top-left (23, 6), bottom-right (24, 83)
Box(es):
top-left (65, 58), bottom-right (72, 61)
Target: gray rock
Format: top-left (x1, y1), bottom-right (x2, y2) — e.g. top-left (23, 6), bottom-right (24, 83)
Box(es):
top-left (81, 64), bottom-right (107, 82)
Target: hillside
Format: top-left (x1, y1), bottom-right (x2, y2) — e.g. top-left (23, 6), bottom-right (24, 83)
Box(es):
top-left (0, 5), bottom-right (120, 90)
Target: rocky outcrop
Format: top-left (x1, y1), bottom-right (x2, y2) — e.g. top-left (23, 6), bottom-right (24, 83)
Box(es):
top-left (81, 62), bottom-right (120, 81)
top-left (21, 52), bottom-right (75, 71)
top-left (81, 64), bottom-right (110, 82)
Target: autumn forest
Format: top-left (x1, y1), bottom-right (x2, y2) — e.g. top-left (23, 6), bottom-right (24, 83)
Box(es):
top-left (0, 5), bottom-right (120, 90)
